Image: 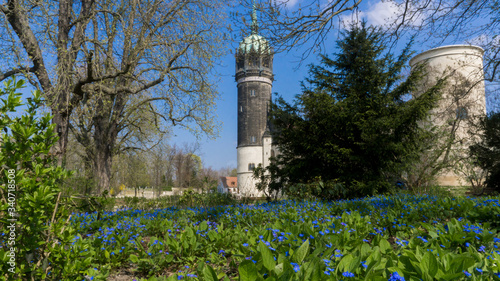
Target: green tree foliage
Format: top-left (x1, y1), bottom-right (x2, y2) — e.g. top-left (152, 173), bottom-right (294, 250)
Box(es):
top-left (0, 80), bottom-right (80, 279)
top-left (469, 112), bottom-right (500, 192)
top-left (262, 23), bottom-right (443, 200)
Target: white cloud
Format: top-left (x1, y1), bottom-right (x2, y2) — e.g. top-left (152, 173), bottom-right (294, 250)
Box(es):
top-left (339, 10), bottom-right (365, 29)
top-left (337, 1), bottom-right (424, 29)
top-left (286, 0), bottom-right (301, 7)
top-left (365, 1), bottom-right (399, 27)
top-left (274, 0), bottom-right (301, 8)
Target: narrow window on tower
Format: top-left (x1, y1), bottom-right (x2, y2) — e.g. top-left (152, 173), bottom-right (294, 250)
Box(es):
top-left (248, 163), bottom-right (255, 171)
top-left (456, 107), bottom-right (468, 120)
top-left (250, 136), bottom-right (256, 143)
top-left (250, 89), bottom-right (255, 97)
top-left (263, 56), bottom-right (270, 68)
top-left (239, 106), bottom-right (243, 113)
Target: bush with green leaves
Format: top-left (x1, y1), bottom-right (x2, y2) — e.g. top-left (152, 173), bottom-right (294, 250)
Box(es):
top-left (470, 111), bottom-right (500, 192)
top-left (0, 79), bottom-right (89, 280)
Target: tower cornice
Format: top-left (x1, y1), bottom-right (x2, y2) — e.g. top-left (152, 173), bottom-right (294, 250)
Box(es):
top-left (236, 75), bottom-right (273, 85)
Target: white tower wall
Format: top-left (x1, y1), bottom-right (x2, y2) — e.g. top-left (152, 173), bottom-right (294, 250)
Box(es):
top-left (262, 135), bottom-right (272, 168)
top-left (237, 146), bottom-right (265, 197)
top-left (410, 45), bottom-right (486, 186)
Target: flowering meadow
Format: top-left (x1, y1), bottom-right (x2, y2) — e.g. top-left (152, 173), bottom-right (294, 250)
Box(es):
top-left (5, 194), bottom-right (500, 280)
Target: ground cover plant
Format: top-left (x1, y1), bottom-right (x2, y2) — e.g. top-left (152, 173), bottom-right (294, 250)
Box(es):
top-left (4, 194), bottom-right (499, 280)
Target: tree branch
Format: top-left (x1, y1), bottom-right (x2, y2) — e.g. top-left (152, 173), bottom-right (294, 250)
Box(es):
top-left (0, 66), bottom-right (36, 82)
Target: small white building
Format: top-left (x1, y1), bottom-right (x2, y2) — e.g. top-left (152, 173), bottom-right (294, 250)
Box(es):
top-left (218, 177), bottom-right (238, 195)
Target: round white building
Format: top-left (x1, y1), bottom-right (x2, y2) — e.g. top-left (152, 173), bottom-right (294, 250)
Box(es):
top-left (410, 45), bottom-right (486, 186)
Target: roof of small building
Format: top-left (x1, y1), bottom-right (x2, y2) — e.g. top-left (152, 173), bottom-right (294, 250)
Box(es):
top-left (220, 176), bottom-right (237, 188)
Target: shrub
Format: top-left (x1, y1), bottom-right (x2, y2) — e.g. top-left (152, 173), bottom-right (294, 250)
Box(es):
top-left (470, 112), bottom-right (500, 193)
top-left (0, 79), bottom-right (83, 280)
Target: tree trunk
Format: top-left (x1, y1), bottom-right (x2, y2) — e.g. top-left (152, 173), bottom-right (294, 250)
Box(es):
top-left (51, 105), bottom-right (71, 167)
top-left (93, 120), bottom-right (113, 194)
top-left (91, 92), bottom-right (124, 194)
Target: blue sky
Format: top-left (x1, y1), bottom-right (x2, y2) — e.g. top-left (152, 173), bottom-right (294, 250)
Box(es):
top-left (170, 0), bottom-right (495, 171)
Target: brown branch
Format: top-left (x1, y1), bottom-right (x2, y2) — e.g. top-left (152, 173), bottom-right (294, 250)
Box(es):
top-left (0, 66), bottom-right (36, 82)
top-left (2, 0), bottom-right (52, 92)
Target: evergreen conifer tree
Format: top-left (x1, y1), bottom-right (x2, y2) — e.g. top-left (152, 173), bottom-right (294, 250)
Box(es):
top-left (470, 112), bottom-right (500, 192)
top-left (262, 22), bottom-right (444, 199)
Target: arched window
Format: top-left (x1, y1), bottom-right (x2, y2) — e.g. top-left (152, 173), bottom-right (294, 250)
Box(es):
top-left (248, 163), bottom-right (255, 171)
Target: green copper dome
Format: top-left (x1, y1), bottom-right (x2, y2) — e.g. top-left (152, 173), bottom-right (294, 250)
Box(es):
top-left (238, 0), bottom-right (270, 54)
top-left (239, 33), bottom-right (270, 54)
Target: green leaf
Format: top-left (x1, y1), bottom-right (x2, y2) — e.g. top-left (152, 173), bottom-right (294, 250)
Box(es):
top-left (422, 252), bottom-right (438, 277)
top-left (379, 238), bottom-right (391, 253)
top-left (450, 255), bottom-right (475, 272)
top-left (199, 221), bottom-right (208, 231)
top-left (165, 254), bottom-right (173, 263)
top-left (360, 243), bottom-right (371, 258)
top-left (239, 260), bottom-right (258, 281)
top-left (202, 265), bottom-right (218, 281)
top-left (129, 254), bottom-right (139, 263)
top-left (303, 260), bottom-right (321, 281)
top-left (259, 241), bottom-right (276, 271)
top-left (104, 250), bottom-right (110, 260)
top-left (292, 239), bottom-right (309, 264)
top-left (336, 254), bottom-right (354, 273)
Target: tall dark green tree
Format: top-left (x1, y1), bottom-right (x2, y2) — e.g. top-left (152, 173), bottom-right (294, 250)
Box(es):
top-left (262, 23), bottom-right (444, 199)
top-left (469, 112), bottom-right (500, 192)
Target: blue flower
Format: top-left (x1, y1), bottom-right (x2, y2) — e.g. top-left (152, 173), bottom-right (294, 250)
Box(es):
top-left (417, 236), bottom-right (428, 243)
top-left (463, 270), bottom-right (471, 277)
top-left (388, 272), bottom-right (405, 281)
top-left (342, 271), bottom-right (354, 277)
top-left (290, 262), bottom-right (300, 272)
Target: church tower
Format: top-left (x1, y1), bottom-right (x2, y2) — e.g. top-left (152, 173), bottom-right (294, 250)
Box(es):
top-left (235, 4), bottom-right (274, 197)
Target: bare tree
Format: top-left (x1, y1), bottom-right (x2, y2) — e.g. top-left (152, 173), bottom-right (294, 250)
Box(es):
top-left (0, 0), bottom-right (228, 192)
top-left (148, 137), bottom-right (173, 197)
top-left (173, 143), bottom-right (200, 188)
top-left (389, 0), bottom-right (499, 85)
top-left (234, 0), bottom-right (362, 58)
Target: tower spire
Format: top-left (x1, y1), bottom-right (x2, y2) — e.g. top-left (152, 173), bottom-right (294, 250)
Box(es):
top-left (251, 0), bottom-right (258, 35)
